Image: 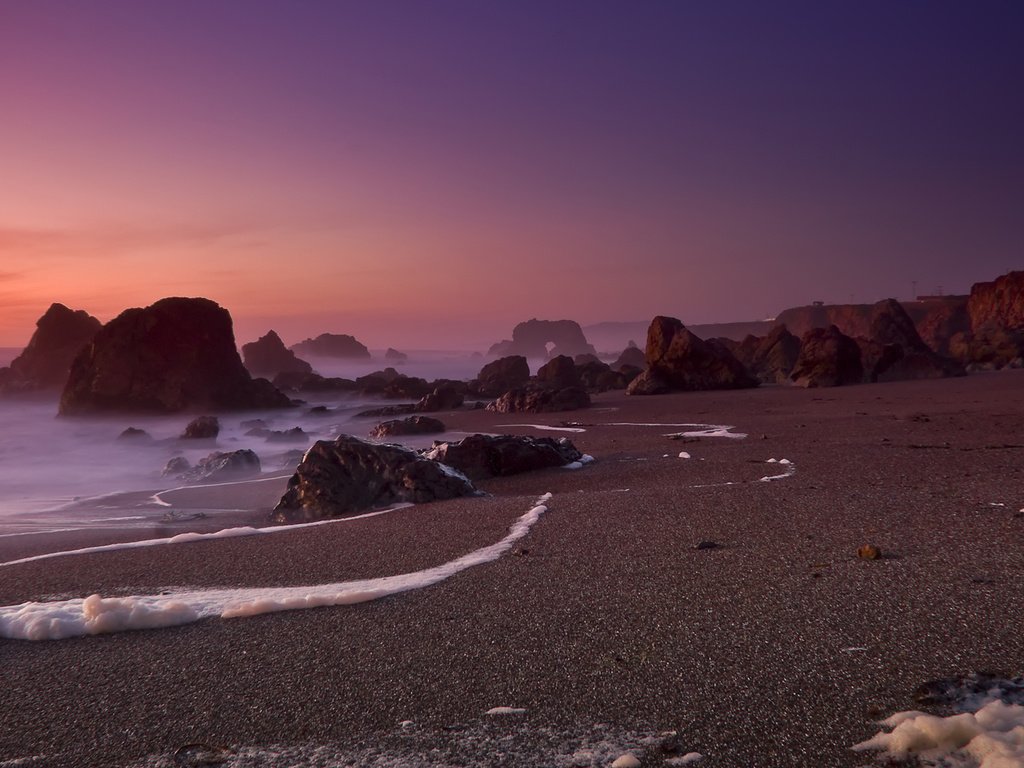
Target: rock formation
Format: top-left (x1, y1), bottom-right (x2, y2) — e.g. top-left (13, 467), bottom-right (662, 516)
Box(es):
top-left (470, 356), bottom-right (531, 397)
top-left (180, 416), bottom-right (220, 439)
top-left (487, 319), bottom-right (597, 360)
top-left (369, 416), bottom-right (446, 439)
top-left (954, 271), bottom-right (1024, 368)
top-left (422, 434), bottom-right (582, 481)
top-left (626, 316), bottom-right (758, 395)
top-left (789, 325), bottom-right (864, 387)
top-left (612, 345), bottom-right (646, 371)
top-left (535, 355), bottom-right (581, 389)
top-left (59, 297), bottom-right (292, 414)
top-left (272, 436), bottom-right (478, 522)
top-left (242, 330), bottom-right (313, 378)
top-left (860, 299), bottom-right (964, 382)
top-left (0, 303), bottom-right (101, 393)
top-left (183, 450), bottom-right (261, 484)
top-left (384, 348), bottom-right (409, 362)
top-left (290, 333), bottom-right (371, 359)
top-left (486, 385), bottom-right (591, 413)
top-left (727, 325), bottom-right (802, 384)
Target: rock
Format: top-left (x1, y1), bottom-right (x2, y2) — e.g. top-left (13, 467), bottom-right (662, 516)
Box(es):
top-left (470, 356), bottom-right (531, 397)
top-left (356, 403), bottom-right (419, 418)
top-left (118, 427), bottom-right (151, 441)
top-left (290, 333), bottom-right (371, 359)
top-left (59, 297), bottom-right (292, 414)
top-left (728, 325), bottom-right (802, 384)
top-left (161, 456), bottom-right (191, 477)
top-left (536, 355), bottom-right (581, 389)
top-left (423, 434), bottom-right (582, 481)
top-left (265, 427), bottom-right (309, 443)
top-left (968, 270), bottom-right (1024, 333)
top-left (626, 316), bottom-right (758, 394)
top-left (278, 449), bottom-right (306, 469)
top-left (272, 436), bottom-right (478, 522)
top-left (612, 345), bottom-right (646, 370)
top-left (789, 325), bottom-right (864, 388)
top-left (857, 544), bottom-right (882, 560)
top-left (861, 299), bottom-right (964, 382)
top-left (416, 383), bottom-right (465, 412)
top-left (180, 416), bottom-right (220, 439)
top-left (182, 449), bottom-right (261, 484)
top-left (487, 319), bottom-right (597, 359)
top-left (370, 416), bottom-right (446, 438)
top-left (573, 353), bottom-right (601, 366)
top-left (695, 541), bottom-right (719, 550)
top-left (384, 347), bottom-right (408, 362)
top-left (242, 330), bottom-right (313, 378)
top-left (0, 303), bottom-right (102, 393)
top-left (576, 359), bottom-right (628, 392)
top-left (487, 385), bottom-right (591, 413)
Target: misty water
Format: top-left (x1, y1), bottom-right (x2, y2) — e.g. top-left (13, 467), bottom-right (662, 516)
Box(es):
top-left (0, 352), bottom-right (489, 538)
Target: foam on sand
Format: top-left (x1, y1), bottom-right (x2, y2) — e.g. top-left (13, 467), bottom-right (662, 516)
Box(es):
top-left (852, 699), bottom-right (1024, 767)
top-left (0, 494), bottom-right (553, 641)
top-left (759, 458), bottom-right (796, 482)
top-left (561, 454), bottom-right (595, 470)
top-left (496, 423), bottom-right (587, 433)
top-left (604, 422), bottom-right (747, 439)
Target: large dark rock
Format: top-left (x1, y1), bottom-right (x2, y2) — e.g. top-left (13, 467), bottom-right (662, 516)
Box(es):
top-left (370, 416), bottom-right (446, 439)
top-left (728, 324), bottom-right (802, 384)
top-left (612, 345), bottom-right (646, 371)
top-left (180, 416), bottom-right (220, 439)
top-left (471, 355), bottom-right (531, 397)
top-left (0, 303), bottom-right (101, 393)
top-left (951, 271), bottom-right (1024, 368)
top-left (242, 330), bottom-right (313, 378)
top-left (861, 299), bottom-right (964, 382)
top-left (423, 434), bottom-right (582, 481)
top-left (626, 316), bottom-right (758, 395)
top-left (416, 383), bottom-right (465, 412)
top-left (536, 355), bottom-right (581, 389)
top-left (487, 319), bottom-right (597, 360)
top-left (790, 325), bottom-right (864, 387)
top-left (290, 333), bottom-right (371, 359)
top-left (272, 436), bottom-right (478, 522)
top-left (59, 297), bottom-right (292, 414)
top-left (487, 385), bottom-right (591, 413)
top-left (576, 360), bottom-right (628, 392)
top-left (182, 449), bottom-right (261, 484)
top-left (384, 348), bottom-right (409, 362)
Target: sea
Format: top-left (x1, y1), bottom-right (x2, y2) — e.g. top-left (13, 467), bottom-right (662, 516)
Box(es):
top-left (0, 349), bottom-right (490, 538)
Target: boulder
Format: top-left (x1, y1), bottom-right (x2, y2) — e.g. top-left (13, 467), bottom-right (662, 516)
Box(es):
top-left (728, 325), bottom-right (802, 384)
top-left (790, 325), bottom-right (864, 387)
top-left (536, 355), bottom-right (581, 389)
top-left (416, 382), bottom-right (465, 412)
top-left (487, 385), bottom-right (591, 413)
top-left (470, 355), bottom-right (531, 397)
top-left (968, 270), bottom-right (1024, 333)
top-left (422, 434), bottom-right (582, 481)
top-left (272, 371), bottom-right (358, 392)
top-left (242, 330), bottom-right (313, 378)
top-left (182, 449), bottom-right (261, 484)
top-left (356, 403), bottom-right (418, 418)
top-left (290, 333), bottom-right (371, 359)
top-left (181, 416), bottom-right (220, 439)
top-left (59, 297), bottom-right (292, 414)
top-left (573, 353), bottom-right (602, 366)
top-left (384, 348), bottom-right (409, 362)
top-left (0, 303), bottom-right (101, 393)
top-left (576, 359), bottom-right (628, 392)
top-left (626, 316), bottom-right (758, 394)
top-left (612, 345), bottom-right (646, 370)
top-left (265, 427), bottom-right (310, 443)
top-left (861, 299), bottom-right (964, 382)
top-left (487, 319), bottom-right (597, 359)
top-left (272, 436), bottom-right (478, 522)
top-left (117, 427), bottom-right (151, 441)
top-left (161, 456), bottom-right (191, 477)
top-left (370, 416), bottom-right (446, 439)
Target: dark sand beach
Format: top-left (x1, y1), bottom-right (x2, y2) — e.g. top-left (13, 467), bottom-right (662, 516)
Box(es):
top-left (2, 371), bottom-right (1022, 767)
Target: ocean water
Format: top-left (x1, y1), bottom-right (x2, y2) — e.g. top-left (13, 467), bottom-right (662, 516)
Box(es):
top-left (0, 351), bottom-right (490, 537)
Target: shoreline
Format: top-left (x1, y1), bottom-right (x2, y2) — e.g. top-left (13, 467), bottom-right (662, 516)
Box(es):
top-left (1, 371), bottom-right (1022, 766)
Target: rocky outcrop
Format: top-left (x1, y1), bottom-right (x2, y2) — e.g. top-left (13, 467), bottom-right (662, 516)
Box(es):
top-left (0, 303), bottom-right (102, 393)
top-left (272, 436), bottom-right (478, 522)
top-left (416, 382), bottom-right (465, 412)
top-left (290, 333), bottom-right (371, 359)
top-left (184, 450), bottom-right (261, 484)
top-left (369, 416), bottom-right (446, 439)
top-left (272, 371), bottom-right (358, 393)
top-left (727, 325), bottom-right (802, 384)
top-left (576, 360), bottom-right (629, 392)
top-left (242, 330), bottom-right (313, 378)
top-left (486, 385), bottom-right (591, 413)
top-left (950, 271), bottom-right (1024, 369)
top-left (861, 299), bottom-right (964, 382)
top-left (384, 348), bottom-right (408, 362)
top-left (422, 434), bottom-right (582, 481)
top-left (181, 416), bottom-right (220, 439)
top-left (59, 298), bottom-right (292, 414)
top-left (612, 345), bottom-right (646, 371)
top-left (487, 319), bottom-right (597, 360)
top-left (470, 356), bottom-right (531, 397)
top-left (789, 326), bottom-right (863, 387)
top-left (626, 316), bottom-right (758, 395)
top-left (536, 355), bottom-right (581, 389)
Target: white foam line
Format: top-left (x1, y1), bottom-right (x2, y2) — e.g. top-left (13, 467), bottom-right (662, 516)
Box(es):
top-left (0, 494), bottom-right (553, 641)
top-left (600, 422), bottom-right (747, 439)
top-left (0, 527), bottom-right (88, 540)
top-left (495, 423), bottom-right (587, 433)
top-left (759, 459), bottom-right (797, 483)
top-left (151, 471), bottom-right (294, 505)
top-left (0, 505), bottom-right (413, 568)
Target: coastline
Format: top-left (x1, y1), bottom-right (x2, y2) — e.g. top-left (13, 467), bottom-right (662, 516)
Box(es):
top-left (2, 371), bottom-right (1023, 766)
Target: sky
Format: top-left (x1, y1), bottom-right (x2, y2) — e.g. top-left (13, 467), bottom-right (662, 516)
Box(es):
top-left (1, 1), bottom-right (1022, 350)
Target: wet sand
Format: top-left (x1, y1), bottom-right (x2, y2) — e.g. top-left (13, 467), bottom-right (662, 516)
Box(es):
top-left (1, 371), bottom-right (1023, 767)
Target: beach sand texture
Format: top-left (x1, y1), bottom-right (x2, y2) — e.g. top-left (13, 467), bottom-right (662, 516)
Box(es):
top-left (1, 372), bottom-right (1022, 767)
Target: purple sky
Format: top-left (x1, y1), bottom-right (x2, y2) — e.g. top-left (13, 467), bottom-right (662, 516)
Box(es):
top-left (1, 1), bottom-right (1021, 349)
